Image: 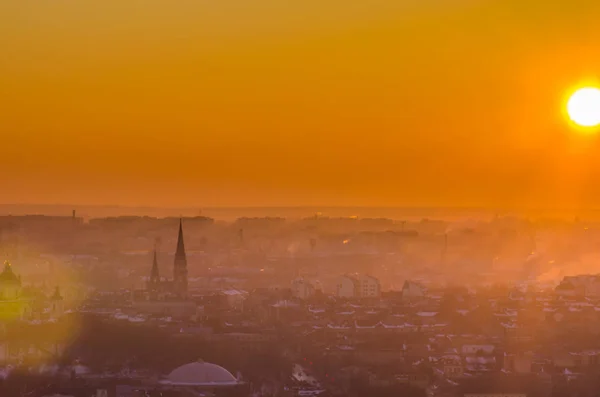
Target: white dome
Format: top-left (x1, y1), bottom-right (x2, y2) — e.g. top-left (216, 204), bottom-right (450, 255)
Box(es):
top-left (166, 360), bottom-right (237, 386)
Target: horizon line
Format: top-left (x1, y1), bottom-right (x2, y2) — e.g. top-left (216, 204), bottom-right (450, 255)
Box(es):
top-left (3, 203), bottom-right (600, 213)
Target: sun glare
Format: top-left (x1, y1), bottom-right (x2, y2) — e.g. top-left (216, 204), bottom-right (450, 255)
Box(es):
top-left (567, 87), bottom-right (600, 128)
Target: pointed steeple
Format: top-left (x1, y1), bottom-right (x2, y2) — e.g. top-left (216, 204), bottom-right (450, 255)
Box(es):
top-left (175, 218), bottom-right (186, 260)
top-left (173, 218), bottom-right (188, 296)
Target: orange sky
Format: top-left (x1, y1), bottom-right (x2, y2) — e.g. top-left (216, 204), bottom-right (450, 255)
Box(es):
top-left (2, 0), bottom-right (600, 208)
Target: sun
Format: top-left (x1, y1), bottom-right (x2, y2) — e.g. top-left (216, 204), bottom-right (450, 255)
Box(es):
top-left (567, 87), bottom-right (600, 128)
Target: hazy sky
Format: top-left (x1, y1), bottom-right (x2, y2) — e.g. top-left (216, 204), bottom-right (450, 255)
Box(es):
top-left (2, 0), bottom-right (600, 208)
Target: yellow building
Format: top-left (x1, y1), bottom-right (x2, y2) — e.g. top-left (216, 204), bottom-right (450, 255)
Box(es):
top-left (0, 260), bottom-right (31, 321)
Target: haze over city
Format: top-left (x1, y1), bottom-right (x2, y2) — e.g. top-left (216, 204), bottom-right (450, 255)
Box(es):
top-left (3, 1), bottom-right (600, 397)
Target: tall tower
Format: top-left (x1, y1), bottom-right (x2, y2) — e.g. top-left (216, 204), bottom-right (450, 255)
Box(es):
top-left (173, 219), bottom-right (188, 296)
top-left (50, 286), bottom-right (64, 320)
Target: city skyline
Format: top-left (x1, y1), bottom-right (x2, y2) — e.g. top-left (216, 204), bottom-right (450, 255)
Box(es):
top-left (4, 2), bottom-right (600, 396)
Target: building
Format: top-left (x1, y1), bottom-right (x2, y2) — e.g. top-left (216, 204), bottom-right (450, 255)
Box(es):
top-left (221, 289), bottom-right (248, 310)
top-left (156, 359), bottom-right (246, 395)
top-left (336, 274), bottom-right (381, 298)
top-left (145, 219), bottom-right (189, 299)
top-left (0, 261), bottom-right (66, 364)
top-left (337, 275), bottom-right (359, 298)
top-left (358, 275), bottom-right (381, 298)
top-left (132, 220), bottom-right (196, 318)
top-left (292, 278), bottom-right (315, 300)
top-left (555, 275), bottom-right (600, 298)
top-left (49, 286), bottom-right (65, 320)
top-left (504, 351), bottom-right (534, 374)
top-left (41, 360), bottom-right (244, 397)
top-left (443, 357), bottom-right (464, 378)
top-left (401, 280), bottom-right (426, 299)
top-left (161, 359), bottom-right (239, 386)
top-left (173, 219), bottom-right (189, 296)
top-left (0, 260), bottom-right (31, 321)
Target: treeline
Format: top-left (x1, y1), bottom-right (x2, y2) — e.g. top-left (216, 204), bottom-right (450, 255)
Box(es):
top-left (60, 315), bottom-right (292, 380)
top-left (88, 216), bottom-right (214, 225)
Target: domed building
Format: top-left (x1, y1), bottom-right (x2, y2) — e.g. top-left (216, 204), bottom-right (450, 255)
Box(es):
top-left (161, 359), bottom-right (239, 387)
top-left (0, 260), bottom-right (31, 321)
top-left (0, 260), bottom-right (68, 364)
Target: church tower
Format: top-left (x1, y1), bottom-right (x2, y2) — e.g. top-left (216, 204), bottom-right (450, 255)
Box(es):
top-left (50, 286), bottom-right (64, 319)
top-left (173, 219), bottom-right (188, 296)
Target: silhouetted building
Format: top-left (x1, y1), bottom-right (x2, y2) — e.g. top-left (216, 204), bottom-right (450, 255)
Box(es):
top-left (143, 219), bottom-right (189, 299)
top-left (173, 219), bottom-right (188, 296)
top-left (133, 220), bottom-right (195, 318)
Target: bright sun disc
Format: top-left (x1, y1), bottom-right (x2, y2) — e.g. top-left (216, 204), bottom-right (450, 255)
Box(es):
top-left (567, 87), bottom-right (600, 128)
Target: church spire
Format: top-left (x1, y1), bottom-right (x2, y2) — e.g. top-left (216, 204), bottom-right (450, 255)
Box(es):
top-left (175, 218), bottom-right (186, 260)
top-left (173, 218), bottom-right (188, 296)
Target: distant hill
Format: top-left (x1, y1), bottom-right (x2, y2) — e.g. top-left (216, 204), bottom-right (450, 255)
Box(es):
top-left (2, 203), bottom-right (599, 221)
